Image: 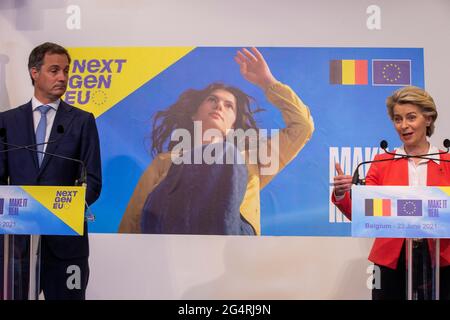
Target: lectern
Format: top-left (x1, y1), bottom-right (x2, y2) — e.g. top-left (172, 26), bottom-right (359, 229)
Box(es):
top-left (1, 185), bottom-right (85, 300)
top-left (352, 185), bottom-right (450, 300)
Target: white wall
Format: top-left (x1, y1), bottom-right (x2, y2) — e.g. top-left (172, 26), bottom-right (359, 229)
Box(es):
top-left (1, 0), bottom-right (449, 299)
top-left (87, 234), bottom-right (374, 299)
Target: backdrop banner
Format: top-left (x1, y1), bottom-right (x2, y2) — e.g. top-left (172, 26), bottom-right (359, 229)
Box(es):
top-left (67, 47), bottom-right (424, 236)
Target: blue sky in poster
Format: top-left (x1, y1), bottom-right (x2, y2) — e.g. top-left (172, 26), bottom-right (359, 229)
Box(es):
top-left (90, 47), bottom-right (424, 236)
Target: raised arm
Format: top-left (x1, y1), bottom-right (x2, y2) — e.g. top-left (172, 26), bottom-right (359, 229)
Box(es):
top-left (235, 48), bottom-right (314, 188)
top-left (234, 47), bottom-right (278, 91)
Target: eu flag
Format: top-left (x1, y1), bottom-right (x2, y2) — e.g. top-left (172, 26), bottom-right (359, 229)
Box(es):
top-left (397, 199), bottom-right (422, 216)
top-left (372, 60), bottom-right (411, 86)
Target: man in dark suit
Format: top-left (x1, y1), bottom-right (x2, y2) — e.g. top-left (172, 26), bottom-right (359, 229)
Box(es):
top-left (0, 42), bottom-right (102, 299)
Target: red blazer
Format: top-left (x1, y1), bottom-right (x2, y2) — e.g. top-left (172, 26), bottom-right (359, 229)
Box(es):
top-left (332, 151), bottom-right (450, 269)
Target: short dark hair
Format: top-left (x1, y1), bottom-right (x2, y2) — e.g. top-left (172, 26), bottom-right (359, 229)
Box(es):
top-left (28, 42), bottom-right (71, 86)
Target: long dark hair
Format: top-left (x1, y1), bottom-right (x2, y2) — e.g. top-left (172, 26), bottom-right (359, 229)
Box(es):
top-left (151, 83), bottom-right (262, 156)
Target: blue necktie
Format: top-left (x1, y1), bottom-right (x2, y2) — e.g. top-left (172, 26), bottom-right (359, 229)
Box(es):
top-left (36, 105), bottom-right (52, 167)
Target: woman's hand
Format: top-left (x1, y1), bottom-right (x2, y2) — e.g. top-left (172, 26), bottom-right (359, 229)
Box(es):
top-left (234, 47), bottom-right (278, 91)
top-left (333, 163), bottom-right (353, 197)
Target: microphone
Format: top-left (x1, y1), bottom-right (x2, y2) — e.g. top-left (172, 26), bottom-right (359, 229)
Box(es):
top-left (352, 154), bottom-right (399, 185)
top-left (352, 139), bottom-right (450, 185)
top-left (32, 147), bottom-right (87, 187)
top-left (380, 140), bottom-right (388, 150)
top-left (380, 139), bottom-right (450, 162)
top-left (444, 139), bottom-right (450, 149)
top-left (0, 126), bottom-right (87, 186)
top-left (352, 139), bottom-right (406, 184)
top-left (0, 125), bottom-right (65, 153)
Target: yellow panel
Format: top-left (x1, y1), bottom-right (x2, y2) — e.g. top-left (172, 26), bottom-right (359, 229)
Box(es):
top-left (342, 60), bottom-right (355, 85)
top-left (65, 47), bottom-right (195, 118)
top-left (22, 186), bottom-right (86, 235)
top-left (438, 187), bottom-right (450, 196)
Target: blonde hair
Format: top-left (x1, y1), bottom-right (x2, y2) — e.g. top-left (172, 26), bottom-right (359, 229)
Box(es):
top-left (386, 86), bottom-right (437, 136)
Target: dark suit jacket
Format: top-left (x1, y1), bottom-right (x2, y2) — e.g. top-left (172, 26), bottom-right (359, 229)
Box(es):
top-left (0, 100), bottom-right (102, 260)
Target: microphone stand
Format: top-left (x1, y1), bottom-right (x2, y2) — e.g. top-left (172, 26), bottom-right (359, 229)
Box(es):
top-left (0, 139), bottom-right (87, 187)
top-left (352, 140), bottom-right (450, 185)
top-left (352, 157), bottom-right (402, 185)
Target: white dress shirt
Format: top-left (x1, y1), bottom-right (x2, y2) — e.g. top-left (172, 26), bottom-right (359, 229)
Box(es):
top-left (31, 97), bottom-right (60, 153)
top-left (394, 144), bottom-right (440, 186)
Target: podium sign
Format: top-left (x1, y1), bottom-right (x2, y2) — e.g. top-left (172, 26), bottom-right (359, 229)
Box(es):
top-left (352, 186), bottom-right (450, 238)
top-left (0, 186), bottom-right (86, 235)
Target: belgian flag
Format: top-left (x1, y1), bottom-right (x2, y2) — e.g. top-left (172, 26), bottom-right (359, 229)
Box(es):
top-left (365, 199), bottom-right (391, 217)
top-left (330, 60), bottom-right (368, 85)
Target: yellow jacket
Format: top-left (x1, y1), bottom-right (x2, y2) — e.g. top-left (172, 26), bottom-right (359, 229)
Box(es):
top-left (119, 82), bottom-right (314, 234)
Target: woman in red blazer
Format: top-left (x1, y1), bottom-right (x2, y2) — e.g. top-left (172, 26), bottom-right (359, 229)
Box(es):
top-left (332, 86), bottom-right (450, 300)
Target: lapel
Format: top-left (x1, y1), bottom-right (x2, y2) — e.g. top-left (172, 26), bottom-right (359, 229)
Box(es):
top-left (385, 154), bottom-right (449, 186)
top-left (38, 100), bottom-right (75, 175)
top-left (384, 158), bottom-right (409, 185)
top-left (427, 158), bottom-right (449, 186)
top-left (19, 102), bottom-right (40, 170)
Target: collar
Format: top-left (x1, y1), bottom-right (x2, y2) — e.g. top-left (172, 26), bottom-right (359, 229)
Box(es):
top-left (395, 144), bottom-right (440, 165)
top-left (31, 96), bottom-right (60, 112)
